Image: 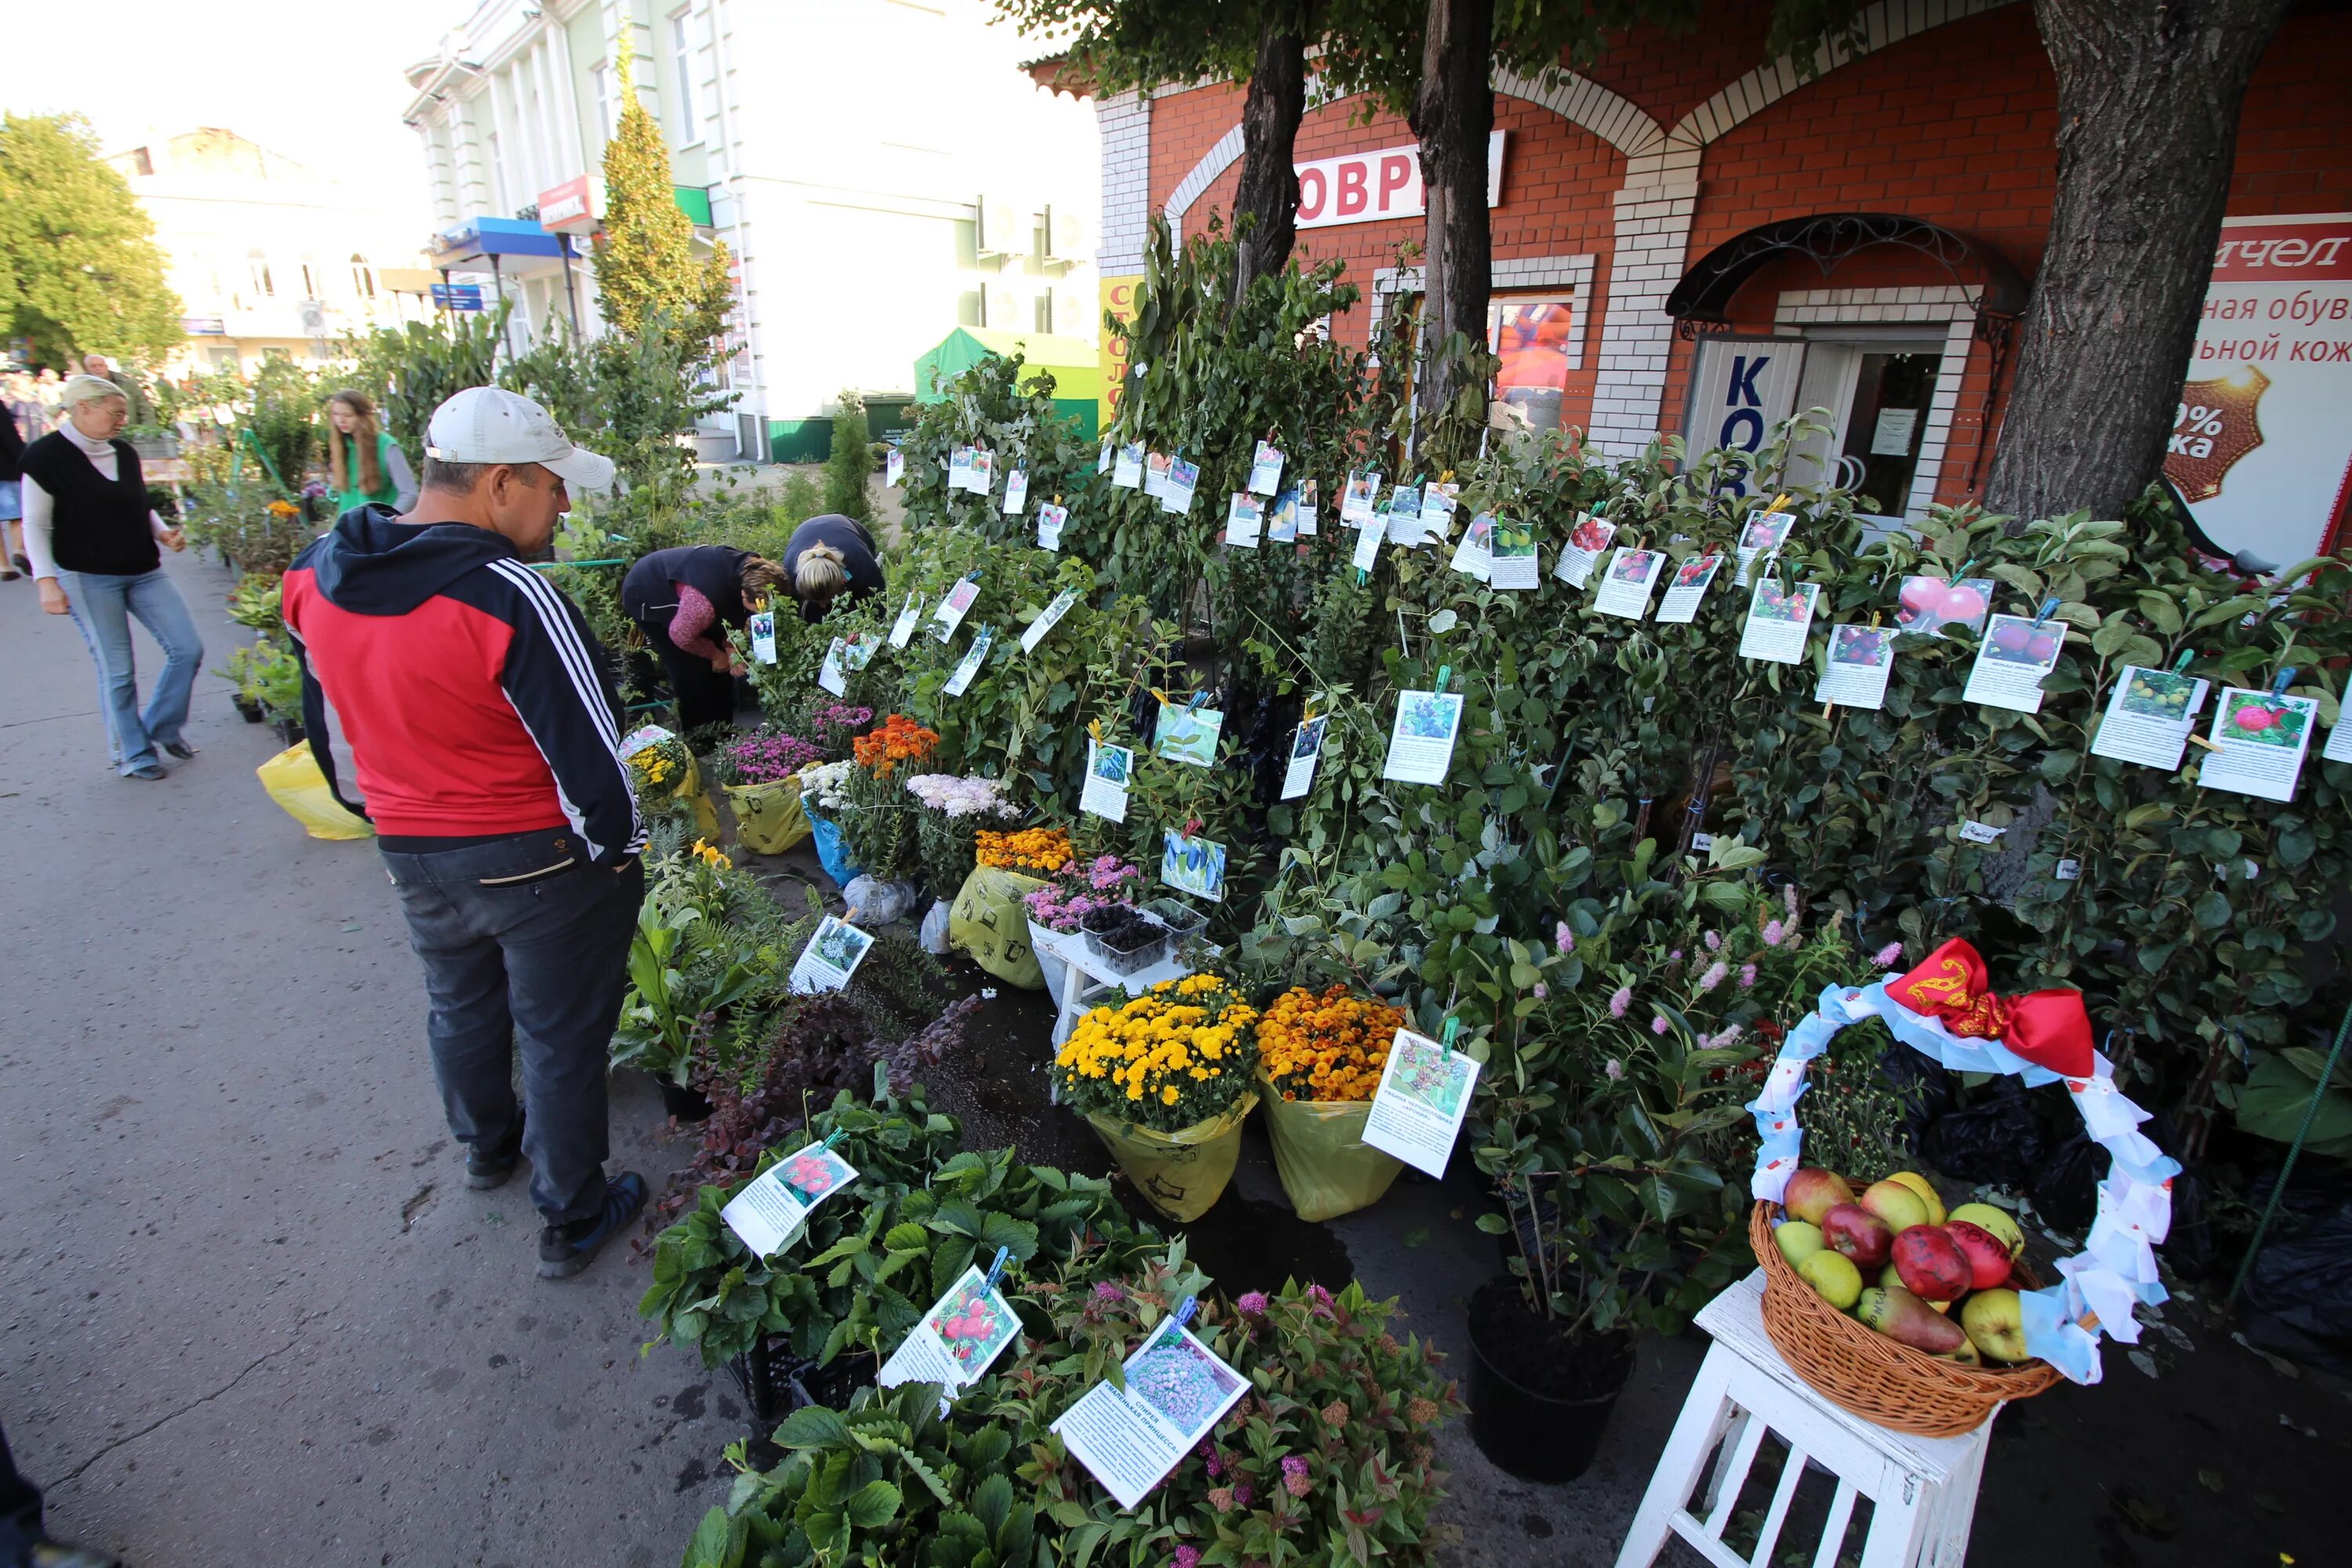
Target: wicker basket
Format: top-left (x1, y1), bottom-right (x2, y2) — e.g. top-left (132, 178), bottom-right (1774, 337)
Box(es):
top-left (1751, 1200), bottom-right (2063, 1436)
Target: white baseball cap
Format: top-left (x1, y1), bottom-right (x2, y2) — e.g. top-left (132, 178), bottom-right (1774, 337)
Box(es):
top-left (425, 386), bottom-right (616, 492)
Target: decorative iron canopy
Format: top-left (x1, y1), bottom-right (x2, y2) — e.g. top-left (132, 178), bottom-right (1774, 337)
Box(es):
top-left (1665, 212), bottom-right (2029, 344)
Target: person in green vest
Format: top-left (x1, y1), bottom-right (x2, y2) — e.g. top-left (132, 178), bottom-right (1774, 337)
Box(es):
top-left (324, 390), bottom-right (417, 517)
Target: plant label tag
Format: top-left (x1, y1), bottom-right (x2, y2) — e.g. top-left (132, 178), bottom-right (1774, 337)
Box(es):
top-left (1160, 829), bottom-right (1227, 901)
top-left (1225, 493), bottom-right (1263, 549)
top-left (2198, 688), bottom-right (2319, 803)
top-left (1450, 514), bottom-right (1492, 581)
top-left (1385, 483), bottom-right (1428, 546)
top-left (818, 637), bottom-right (850, 696)
top-left (1962, 614), bottom-right (2065, 713)
top-left (1281, 716), bottom-right (1328, 800)
top-left (1554, 514), bottom-right (1616, 588)
top-left (878, 1264), bottom-right (1022, 1412)
top-left (1656, 553), bottom-right (1724, 624)
top-left (1691, 832), bottom-right (1716, 851)
top-left (948, 446), bottom-right (975, 492)
top-left (1296, 479), bottom-right (1319, 536)
top-left (1734, 510), bottom-right (1794, 583)
top-left (1098, 442), bottom-right (1112, 475)
top-left (1081, 740), bottom-right (1132, 822)
top-left (1958, 819), bottom-right (2006, 844)
top-left (1112, 443), bottom-right (1144, 488)
top-left (1022, 590), bottom-right (1077, 654)
top-left (1592, 546), bottom-right (1664, 619)
top-left (1813, 623), bottom-right (1894, 709)
top-left (890, 593), bottom-right (924, 648)
top-left (1036, 503), bottom-right (1068, 552)
top-left (788, 915), bottom-right (877, 996)
top-left (1249, 440), bottom-right (1285, 495)
top-left (2328, 716), bottom-right (2352, 764)
top-left (1738, 579), bottom-right (1820, 664)
top-left (1363, 1027), bottom-right (1483, 1178)
top-left (748, 611), bottom-right (777, 666)
top-left (1350, 517), bottom-right (1384, 572)
top-left (1268, 488), bottom-right (1301, 543)
top-left (1340, 470), bottom-right (1380, 524)
top-left (942, 625), bottom-right (994, 697)
top-left (720, 1140), bottom-right (860, 1258)
top-left (931, 577), bottom-right (980, 641)
top-left (2090, 666), bottom-right (2210, 770)
top-left (1424, 482), bottom-right (1460, 527)
top-left (1153, 702), bottom-right (1224, 768)
top-left (1145, 451), bottom-right (1172, 499)
top-left (618, 723), bottom-right (674, 760)
top-left (1383, 688), bottom-right (1465, 786)
top-left (1003, 468), bottom-right (1029, 515)
top-left (2056, 858), bottom-right (2082, 881)
top-left (884, 448), bottom-right (904, 488)
top-left (1051, 1315), bottom-right (1249, 1510)
top-left (1162, 458), bottom-right (1199, 516)
top-left (970, 449), bottom-right (995, 495)
top-left (1486, 518), bottom-right (1539, 590)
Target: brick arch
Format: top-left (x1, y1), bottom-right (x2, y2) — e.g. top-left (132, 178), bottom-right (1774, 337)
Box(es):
top-left (1163, 65), bottom-right (1666, 237)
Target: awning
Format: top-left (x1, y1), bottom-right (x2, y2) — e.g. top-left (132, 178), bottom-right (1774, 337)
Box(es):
top-left (1664, 212), bottom-right (2027, 340)
top-left (914, 327), bottom-right (1102, 437)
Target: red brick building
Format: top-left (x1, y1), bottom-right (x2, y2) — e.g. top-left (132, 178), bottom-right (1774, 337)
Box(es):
top-left (1074, 0), bottom-right (2352, 552)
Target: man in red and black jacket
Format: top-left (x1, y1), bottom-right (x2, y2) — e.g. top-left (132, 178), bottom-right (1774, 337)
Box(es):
top-left (283, 387), bottom-right (648, 1280)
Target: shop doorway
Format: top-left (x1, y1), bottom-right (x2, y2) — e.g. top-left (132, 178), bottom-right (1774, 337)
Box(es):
top-left (1781, 334), bottom-right (1947, 518)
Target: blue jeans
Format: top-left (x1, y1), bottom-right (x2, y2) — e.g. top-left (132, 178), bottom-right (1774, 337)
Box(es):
top-left (380, 829), bottom-right (645, 1225)
top-left (56, 566), bottom-right (205, 774)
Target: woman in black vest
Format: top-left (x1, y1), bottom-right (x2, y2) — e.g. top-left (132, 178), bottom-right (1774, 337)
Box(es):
top-left (619, 545), bottom-right (787, 734)
top-left (781, 513), bottom-right (885, 623)
top-left (24, 376), bottom-right (204, 780)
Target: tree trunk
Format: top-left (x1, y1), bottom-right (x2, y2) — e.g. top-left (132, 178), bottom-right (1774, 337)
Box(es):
top-left (1232, 12), bottom-right (1308, 301)
top-left (1408, 0), bottom-right (1494, 426)
top-left (1984, 0), bottom-right (2291, 523)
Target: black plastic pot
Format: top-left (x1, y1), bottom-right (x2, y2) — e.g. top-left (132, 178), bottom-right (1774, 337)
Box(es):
top-left (659, 1080), bottom-right (714, 1123)
top-left (1465, 1279), bottom-right (1632, 1483)
top-left (233, 695), bottom-right (265, 724)
top-left (272, 717), bottom-right (307, 746)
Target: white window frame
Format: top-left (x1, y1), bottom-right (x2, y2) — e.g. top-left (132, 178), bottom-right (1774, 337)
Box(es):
top-left (670, 9), bottom-right (700, 145)
top-left (591, 60), bottom-right (615, 143)
top-left (1772, 286), bottom-right (1978, 522)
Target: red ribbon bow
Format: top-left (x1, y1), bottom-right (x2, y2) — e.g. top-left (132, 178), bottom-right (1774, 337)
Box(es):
top-left (1885, 938), bottom-right (2094, 1077)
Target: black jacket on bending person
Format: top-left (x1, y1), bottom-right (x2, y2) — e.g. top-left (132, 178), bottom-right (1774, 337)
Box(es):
top-left (782, 514), bottom-right (884, 622)
top-left (619, 545), bottom-right (754, 636)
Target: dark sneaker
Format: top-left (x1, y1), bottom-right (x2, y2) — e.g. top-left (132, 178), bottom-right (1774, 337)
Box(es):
top-left (125, 764), bottom-right (165, 782)
top-left (536, 1172), bottom-right (647, 1279)
top-left (31, 1539), bottom-right (125, 1566)
top-left (466, 1112), bottom-right (525, 1189)
top-left (162, 739), bottom-right (199, 759)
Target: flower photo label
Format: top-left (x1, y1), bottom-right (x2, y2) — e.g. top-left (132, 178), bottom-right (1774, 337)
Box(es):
top-left (1003, 468), bottom-right (1029, 515)
top-left (1112, 442), bottom-right (1144, 488)
top-left (1021, 590), bottom-right (1078, 654)
top-left (931, 575), bottom-right (980, 641)
top-left (947, 446), bottom-right (975, 492)
top-left (1051, 1315), bottom-right (1249, 1510)
top-left (1037, 502), bottom-right (1068, 552)
top-left (1225, 492), bottom-right (1263, 549)
top-left (789, 914), bottom-right (877, 995)
top-left (1363, 1028), bottom-right (1483, 1178)
top-left (1383, 689), bottom-right (1465, 786)
top-left (1080, 739), bottom-right (1132, 822)
top-left (720, 1141), bottom-right (860, 1258)
top-left (748, 610), bottom-right (777, 666)
top-left (942, 625), bottom-right (995, 698)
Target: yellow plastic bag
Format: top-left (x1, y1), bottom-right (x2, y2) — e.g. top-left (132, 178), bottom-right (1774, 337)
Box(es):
top-left (949, 866), bottom-right (1050, 989)
top-left (256, 744), bottom-right (374, 841)
top-left (724, 778), bottom-right (811, 855)
top-left (676, 755), bottom-right (721, 841)
top-left (1085, 1094), bottom-right (1258, 1222)
top-left (1258, 1076), bottom-right (1404, 1221)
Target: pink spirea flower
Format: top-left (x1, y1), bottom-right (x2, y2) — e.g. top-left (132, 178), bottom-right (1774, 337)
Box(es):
top-left (1555, 920), bottom-right (1575, 955)
top-left (1651, 1015), bottom-right (1670, 1036)
top-left (1761, 920), bottom-right (1786, 948)
top-left (1232, 1482), bottom-right (1254, 1508)
top-left (1697, 960), bottom-right (1729, 994)
top-left (1236, 1290), bottom-right (1269, 1318)
top-left (1873, 940), bottom-right (1906, 967)
top-left (1605, 1058), bottom-right (1624, 1081)
top-left (1609, 986), bottom-right (1632, 1018)
top-left (1669, 949), bottom-right (1683, 964)
top-left (1740, 963), bottom-right (1759, 989)
top-left (1174, 1548), bottom-right (1203, 1568)
top-left (1784, 884), bottom-right (1801, 922)
top-left (1282, 1456), bottom-right (1311, 1497)
top-left (1704, 929), bottom-right (1722, 952)
top-left (1094, 1281), bottom-right (1123, 1303)
top-left (1532, 982), bottom-right (1548, 1000)
top-left (1306, 1285), bottom-right (1334, 1317)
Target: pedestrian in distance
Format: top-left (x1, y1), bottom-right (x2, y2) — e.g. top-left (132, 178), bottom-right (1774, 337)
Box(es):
top-left (323, 389), bottom-right (418, 516)
top-left (281, 386), bottom-right (649, 1280)
top-left (77, 354), bottom-right (153, 427)
top-left (0, 390), bottom-right (25, 581)
top-left (20, 375), bottom-right (205, 781)
top-left (619, 544), bottom-right (789, 734)
top-left (2, 1415), bottom-right (122, 1566)
top-left (779, 511), bottom-right (885, 623)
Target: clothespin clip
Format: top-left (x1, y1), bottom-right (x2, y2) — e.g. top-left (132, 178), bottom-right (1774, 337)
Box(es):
top-left (983, 1245), bottom-right (1010, 1292)
top-left (1054, 492), bottom-right (1063, 506)
top-left (820, 1128), bottom-right (845, 1151)
top-left (2031, 596), bottom-right (2060, 628)
top-left (1150, 687), bottom-right (1171, 706)
top-left (1951, 556), bottom-right (1976, 582)
top-left (1355, 568), bottom-right (1368, 586)
top-left (2171, 648), bottom-right (2195, 676)
top-left (1441, 1017), bottom-right (1461, 1048)
top-left (2270, 665), bottom-right (2298, 699)
top-left (1185, 691), bottom-right (1209, 713)
top-left (1172, 1295), bottom-right (1199, 1327)
top-left (1433, 666), bottom-right (1451, 695)
top-left (1088, 718), bottom-right (1104, 742)
top-left (1766, 492), bottom-right (1791, 514)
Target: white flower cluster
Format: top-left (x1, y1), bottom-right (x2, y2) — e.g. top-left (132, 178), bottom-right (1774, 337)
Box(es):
top-left (903, 772), bottom-right (1020, 819)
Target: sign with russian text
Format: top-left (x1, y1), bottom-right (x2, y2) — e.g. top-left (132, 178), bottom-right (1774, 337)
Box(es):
top-left (1682, 339), bottom-right (1804, 497)
top-left (2172, 213), bottom-right (2352, 566)
top-left (1295, 132), bottom-right (1505, 231)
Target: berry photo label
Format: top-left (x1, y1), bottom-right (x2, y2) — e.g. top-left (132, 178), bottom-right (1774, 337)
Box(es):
top-left (1160, 829), bottom-right (1228, 901)
top-left (1383, 689), bottom-right (1465, 785)
top-left (2089, 666), bottom-right (2212, 771)
top-left (1037, 502), bottom-right (1068, 552)
top-left (1962, 615), bottom-right (2066, 713)
top-left (1592, 546), bottom-right (1665, 619)
top-left (2198, 688), bottom-right (2320, 803)
top-left (1814, 623), bottom-right (1895, 710)
top-left (1112, 443), bottom-right (1144, 488)
top-left (942, 625), bottom-right (995, 698)
top-left (1734, 510), bottom-right (1794, 582)
top-left (878, 1264), bottom-right (1022, 1410)
top-left (1363, 1028), bottom-right (1483, 1178)
top-left (1225, 493), bottom-right (1263, 550)
top-left (721, 1142), bottom-right (859, 1259)
top-left (1282, 715), bottom-right (1328, 800)
top-left (1080, 740), bottom-right (1132, 823)
top-left (1248, 440), bottom-right (1285, 495)
top-left (1656, 553), bottom-right (1724, 624)
top-left (1553, 513), bottom-right (1616, 589)
top-left (1737, 579), bottom-right (1820, 663)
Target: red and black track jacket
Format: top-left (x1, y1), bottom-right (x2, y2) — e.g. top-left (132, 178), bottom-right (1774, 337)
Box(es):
top-left (282, 508), bottom-right (646, 865)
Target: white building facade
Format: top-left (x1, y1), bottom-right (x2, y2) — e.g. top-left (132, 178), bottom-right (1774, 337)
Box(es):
top-left (401, 0), bottom-right (1101, 460)
top-left (107, 129), bottom-right (434, 379)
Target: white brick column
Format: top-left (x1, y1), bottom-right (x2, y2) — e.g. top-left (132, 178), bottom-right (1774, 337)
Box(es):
top-left (1097, 89), bottom-right (1152, 275)
top-left (1586, 137), bottom-right (1700, 459)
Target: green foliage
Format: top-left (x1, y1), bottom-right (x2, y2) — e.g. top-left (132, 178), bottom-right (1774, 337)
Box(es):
top-left (896, 351), bottom-right (1093, 548)
top-left (220, 641), bottom-right (302, 722)
top-left (240, 354), bottom-right (323, 499)
top-left (823, 392), bottom-right (873, 524)
top-left (344, 309), bottom-right (505, 465)
top-left (0, 114), bottom-right (181, 365)
top-left (594, 96), bottom-right (735, 348)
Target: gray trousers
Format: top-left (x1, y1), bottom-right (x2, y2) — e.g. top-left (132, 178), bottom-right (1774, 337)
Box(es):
top-left (380, 829), bottom-right (644, 1224)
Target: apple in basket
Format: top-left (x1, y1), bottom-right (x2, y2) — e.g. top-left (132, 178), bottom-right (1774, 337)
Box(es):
top-left (1783, 1168), bottom-right (1857, 1226)
top-left (1946, 1221), bottom-right (2016, 1290)
top-left (1948, 1203), bottom-right (2024, 1260)
top-left (1961, 1288), bottom-right (2030, 1363)
top-left (1891, 1225), bottom-right (1972, 1303)
top-left (1880, 1263), bottom-right (1952, 1312)
top-left (1822, 1203), bottom-right (1894, 1270)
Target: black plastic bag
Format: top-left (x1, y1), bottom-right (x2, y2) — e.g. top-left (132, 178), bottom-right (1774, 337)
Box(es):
top-left (2027, 1128), bottom-right (2103, 1232)
top-left (2241, 1197), bottom-right (2352, 1346)
top-left (1922, 1076), bottom-right (2049, 1187)
top-left (1876, 1046), bottom-right (1957, 1158)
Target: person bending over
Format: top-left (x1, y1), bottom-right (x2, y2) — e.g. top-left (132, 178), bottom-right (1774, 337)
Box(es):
top-left (780, 512), bottom-right (884, 623)
top-left (619, 544), bottom-right (787, 733)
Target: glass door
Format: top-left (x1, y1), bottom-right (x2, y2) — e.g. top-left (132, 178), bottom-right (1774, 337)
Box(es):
top-left (1836, 349), bottom-right (1941, 517)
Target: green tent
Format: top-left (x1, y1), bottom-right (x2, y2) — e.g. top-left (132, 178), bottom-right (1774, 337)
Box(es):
top-left (913, 327), bottom-right (1100, 441)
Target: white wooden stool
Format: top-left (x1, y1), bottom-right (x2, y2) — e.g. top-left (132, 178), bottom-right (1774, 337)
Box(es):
top-left (1614, 1271), bottom-right (1994, 1568)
